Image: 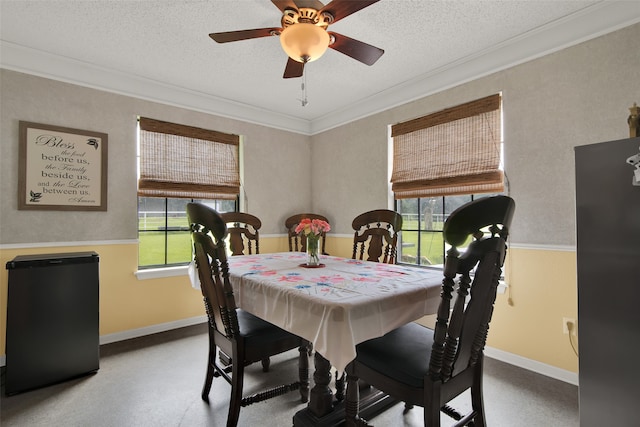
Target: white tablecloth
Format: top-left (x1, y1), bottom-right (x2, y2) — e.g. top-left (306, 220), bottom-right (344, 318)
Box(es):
top-left (228, 252), bottom-right (443, 372)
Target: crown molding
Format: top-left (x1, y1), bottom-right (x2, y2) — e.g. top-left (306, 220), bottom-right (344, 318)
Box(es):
top-left (0, 41), bottom-right (313, 135)
top-left (2, 2), bottom-right (638, 136)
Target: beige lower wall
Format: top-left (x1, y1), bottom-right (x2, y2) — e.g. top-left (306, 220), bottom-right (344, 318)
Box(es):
top-left (0, 239), bottom-right (578, 374)
top-left (488, 247), bottom-right (578, 372)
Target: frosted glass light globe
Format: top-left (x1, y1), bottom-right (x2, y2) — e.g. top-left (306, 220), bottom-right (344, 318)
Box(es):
top-left (280, 23), bottom-right (330, 63)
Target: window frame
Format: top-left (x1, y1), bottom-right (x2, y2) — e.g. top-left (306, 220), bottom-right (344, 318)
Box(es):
top-left (395, 194), bottom-right (490, 268)
top-left (137, 196), bottom-right (238, 270)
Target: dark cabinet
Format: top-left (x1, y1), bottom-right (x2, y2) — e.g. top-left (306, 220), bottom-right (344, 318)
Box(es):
top-left (575, 137), bottom-right (640, 426)
top-left (5, 252), bottom-right (100, 395)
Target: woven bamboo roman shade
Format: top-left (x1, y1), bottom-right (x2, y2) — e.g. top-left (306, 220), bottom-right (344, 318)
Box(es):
top-left (138, 117), bottom-right (240, 200)
top-left (390, 94), bottom-right (503, 199)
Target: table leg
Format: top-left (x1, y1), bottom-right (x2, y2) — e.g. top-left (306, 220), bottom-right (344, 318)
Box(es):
top-left (293, 352), bottom-right (336, 426)
top-left (309, 352), bottom-right (334, 417)
top-left (293, 353), bottom-right (397, 426)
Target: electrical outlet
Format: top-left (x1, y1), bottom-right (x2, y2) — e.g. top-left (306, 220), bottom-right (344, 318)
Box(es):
top-left (563, 317), bottom-right (576, 335)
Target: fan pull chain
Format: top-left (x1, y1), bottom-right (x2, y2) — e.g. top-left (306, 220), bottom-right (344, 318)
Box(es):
top-left (300, 71), bottom-right (308, 107)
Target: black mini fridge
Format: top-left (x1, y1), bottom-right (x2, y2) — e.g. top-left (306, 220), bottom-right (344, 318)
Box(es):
top-left (5, 252), bottom-right (100, 395)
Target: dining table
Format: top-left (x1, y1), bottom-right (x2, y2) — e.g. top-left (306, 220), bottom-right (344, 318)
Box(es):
top-left (227, 252), bottom-right (444, 426)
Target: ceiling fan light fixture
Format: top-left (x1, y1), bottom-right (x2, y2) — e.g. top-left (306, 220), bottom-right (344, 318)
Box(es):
top-left (279, 23), bottom-right (330, 63)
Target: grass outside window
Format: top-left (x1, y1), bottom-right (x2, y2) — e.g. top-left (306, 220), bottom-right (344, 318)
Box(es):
top-left (138, 197), bottom-right (235, 268)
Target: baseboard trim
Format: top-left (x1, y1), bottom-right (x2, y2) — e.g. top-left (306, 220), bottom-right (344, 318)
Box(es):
top-left (484, 346), bottom-right (579, 385)
top-left (98, 315), bottom-right (208, 345)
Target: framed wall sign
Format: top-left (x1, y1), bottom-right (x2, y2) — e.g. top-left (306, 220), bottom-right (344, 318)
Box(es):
top-left (18, 121), bottom-right (108, 211)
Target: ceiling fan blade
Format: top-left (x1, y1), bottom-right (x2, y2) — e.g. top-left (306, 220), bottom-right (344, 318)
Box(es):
top-left (296, 0), bottom-right (326, 9)
top-left (271, 0), bottom-right (298, 12)
top-left (328, 32), bottom-right (384, 65)
top-left (320, 0), bottom-right (380, 24)
top-left (209, 28), bottom-right (280, 43)
top-left (272, 0), bottom-right (325, 12)
top-left (283, 57), bottom-right (305, 79)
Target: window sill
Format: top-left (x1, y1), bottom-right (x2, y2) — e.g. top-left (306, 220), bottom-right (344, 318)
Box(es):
top-left (135, 265), bottom-right (188, 280)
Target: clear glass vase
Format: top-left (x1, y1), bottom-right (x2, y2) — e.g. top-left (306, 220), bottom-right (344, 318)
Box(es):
top-left (306, 236), bottom-right (320, 266)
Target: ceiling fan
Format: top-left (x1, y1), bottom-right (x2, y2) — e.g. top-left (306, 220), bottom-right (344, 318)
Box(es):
top-left (209, 0), bottom-right (384, 79)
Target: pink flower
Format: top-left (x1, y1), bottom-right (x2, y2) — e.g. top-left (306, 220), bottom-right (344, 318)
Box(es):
top-left (295, 218), bottom-right (330, 236)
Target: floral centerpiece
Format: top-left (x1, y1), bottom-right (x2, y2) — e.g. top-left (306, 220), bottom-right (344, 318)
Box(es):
top-left (295, 218), bottom-right (331, 266)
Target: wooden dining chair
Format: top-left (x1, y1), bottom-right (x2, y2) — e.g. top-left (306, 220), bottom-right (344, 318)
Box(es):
top-left (344, 195), bottom-right (515, 427)
top-left (285, 213), bottom-right (330, 254)
top-left (351, 209), bottom-right (403, 264)
top-left (219, 212), bottom-right (261, 256)
top-left (187, 203), bottom-right (310, 427)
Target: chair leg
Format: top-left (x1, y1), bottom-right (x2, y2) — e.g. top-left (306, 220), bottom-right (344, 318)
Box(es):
top-left (227, 355), bottom-right (245, 427)
top-left (335, 371), bottom-right (346, 402)
top-left (202, 362), bottom-right (215, 402)
top-left (424, 382), bottom-right (442, 427)
top-left (344, 372), bottom-right (374, 427)
top-left (299, 342), bottom-right (310, 403)
top-left (201, 342), bottom-right (216, 402)
top-left (470, 359), bottom-right (486, 427)
top-left (345, 372), bottom-right (360, 427)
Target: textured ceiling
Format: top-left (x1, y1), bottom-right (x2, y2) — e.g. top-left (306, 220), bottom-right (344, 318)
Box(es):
top-left (2, 0), bottom-right (639, 134)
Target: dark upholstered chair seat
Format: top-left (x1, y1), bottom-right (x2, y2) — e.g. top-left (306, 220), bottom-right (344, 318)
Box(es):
top-left (236, 309), bottom-right (300, 345)
top-left (355, 322), bottom-right (434, 389)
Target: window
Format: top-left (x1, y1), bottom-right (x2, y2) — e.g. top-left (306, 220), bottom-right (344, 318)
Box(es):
top-left (137, 118), bottom-right (240, 268)
top-left (396, 194), bottom-right (500, 267)
top-left (390, 94), bottom-right (503, 266)
top-left (138, 197), bottom-right (235, 268)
